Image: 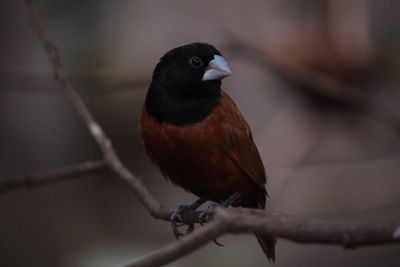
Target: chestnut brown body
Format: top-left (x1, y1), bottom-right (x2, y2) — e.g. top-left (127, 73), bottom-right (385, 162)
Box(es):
top-left (140, 91), bottom-right (266, 207)
top-left (140, 90), bottom-right (276, 261)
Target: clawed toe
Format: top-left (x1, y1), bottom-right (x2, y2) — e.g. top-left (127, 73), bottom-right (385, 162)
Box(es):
top-left (170, 204), bottom-right (188, 223)
top-left (186, 223), bottom-right (194, 234)
top-left (171, 222), bottom-right (186, 239)
top-left (170, 204), bottom-right (191, 239)
top-left (213, 238), bottom-right (224, 247)
top-left (171, 221), bottom-right (195, 239)
top-left (198, 203), bottom-right (218, 225)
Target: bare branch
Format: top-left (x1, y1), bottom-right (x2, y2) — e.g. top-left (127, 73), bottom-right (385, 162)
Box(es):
top-left (0, 160), bottom-right (106, 194)
top-left (125, 219), bottom-right (226, 267)
top-left (221, 209), bottom-right (400, 247)
top-left (125, 208), bottom-right (400, 267)
top-left (25, 0), bottom-right (170, 221)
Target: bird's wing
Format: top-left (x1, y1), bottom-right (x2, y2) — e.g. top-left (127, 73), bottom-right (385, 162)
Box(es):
top-left (219, 91), bottom-right (267, 195)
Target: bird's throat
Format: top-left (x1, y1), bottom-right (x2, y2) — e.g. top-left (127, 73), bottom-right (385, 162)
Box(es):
top-left (145, 82), bottom-right (221, 126)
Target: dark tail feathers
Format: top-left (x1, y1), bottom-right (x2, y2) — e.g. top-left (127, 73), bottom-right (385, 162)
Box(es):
top-left (256, 234), bottom-right (276, 262)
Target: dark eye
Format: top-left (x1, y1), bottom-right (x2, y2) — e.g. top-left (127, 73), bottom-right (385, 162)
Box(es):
top-left (190, 56), bottom-right (203, 68)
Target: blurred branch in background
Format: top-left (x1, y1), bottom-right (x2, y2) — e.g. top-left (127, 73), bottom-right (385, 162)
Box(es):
top-left (74, 70), bottom-right (150, 95)
top-left (272, 117), bottom-right (328, 203)
top-left (0, 69), bottom-right (149, 94)
top-left (0, 160), bottom-right (106, 194)
top-left (18, 0), bottom-right (400, 266)
top-left (328, 0), bottom-right (373, 64)
top-left (224, 32), bottom-right (400, 137)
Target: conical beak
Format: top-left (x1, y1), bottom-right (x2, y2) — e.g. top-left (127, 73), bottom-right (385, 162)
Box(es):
top-left (202, 55), bottom-right (232, 81)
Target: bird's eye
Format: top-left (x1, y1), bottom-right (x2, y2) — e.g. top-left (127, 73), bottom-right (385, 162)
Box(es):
top-left (189, 56), bottom-right (203, 68)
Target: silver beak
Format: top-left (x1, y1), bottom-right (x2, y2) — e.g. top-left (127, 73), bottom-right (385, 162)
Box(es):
top-left (202, 55), bottom-right (232, 81)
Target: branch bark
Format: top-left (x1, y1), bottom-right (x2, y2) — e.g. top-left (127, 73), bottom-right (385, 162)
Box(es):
top-left (125, 208), bottom-right (400, 267)
top-left (0, 160), bottom-right (106, 194)
top-left (25, 0), bottom-right (171, 221)
top-left (124, 218), bottom-right (227, 267)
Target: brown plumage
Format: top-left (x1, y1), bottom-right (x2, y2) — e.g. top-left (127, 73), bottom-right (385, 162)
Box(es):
top-left (139, 43), bottom-right (276, 261)
top-left (140, 90), bottom-right (276, 261)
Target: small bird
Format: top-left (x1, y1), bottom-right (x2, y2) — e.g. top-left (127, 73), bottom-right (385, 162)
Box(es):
top-left (139, 42), bottom-right (276, 261)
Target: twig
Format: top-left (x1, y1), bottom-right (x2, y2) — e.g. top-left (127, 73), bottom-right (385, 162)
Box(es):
top-left (125, 208), bottom-right (400, 267)
top-left (25, 0), bottom-right (170, 221)
top-left (0, 160), bottom-right (106, 194)
top-left (125, 218), bottom-right (226, 267)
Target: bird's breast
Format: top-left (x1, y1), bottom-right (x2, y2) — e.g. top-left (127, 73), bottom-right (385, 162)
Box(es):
top-left (139, 100), bottom-right (253, 202)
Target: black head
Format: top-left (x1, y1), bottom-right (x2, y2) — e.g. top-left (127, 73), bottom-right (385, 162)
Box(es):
top-left (146, 42), bottom-right (232, 126)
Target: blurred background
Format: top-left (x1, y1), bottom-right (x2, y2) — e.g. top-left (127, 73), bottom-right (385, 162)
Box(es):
top-left (1, 0), bottom-right (400, 266)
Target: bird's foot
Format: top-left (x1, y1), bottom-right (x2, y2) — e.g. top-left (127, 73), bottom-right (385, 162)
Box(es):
top-left (198, 203), bottom-right (218, 225)
top-left (198, 192), bottom-right (241, 225)
top-left (170, 204), bottom-right (188, 225)
top-left (222, 192), bottom-right (241, 207)
top-left (197, 203), bottom-right (224, 246)
top-left (170, 198), bottom-right (206, 240)
top-left (170, 204), bottom-right (193, 239)
top-left (197, 192), bottom-right (241, 247)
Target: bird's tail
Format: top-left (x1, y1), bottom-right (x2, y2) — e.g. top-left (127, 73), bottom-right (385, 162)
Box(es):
top-left (255, 195), bottom-right (276, 262)
top-left (256, 234), bottom-right (276, 262)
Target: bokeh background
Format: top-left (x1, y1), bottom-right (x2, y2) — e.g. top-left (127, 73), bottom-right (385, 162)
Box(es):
top-left (1, 0), bottom-right (400, 266)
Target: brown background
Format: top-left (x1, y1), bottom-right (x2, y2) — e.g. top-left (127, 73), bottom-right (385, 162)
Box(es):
top-left (1, 1), bottom-right (400, 266)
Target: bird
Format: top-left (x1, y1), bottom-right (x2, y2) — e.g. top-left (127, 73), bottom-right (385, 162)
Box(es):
top-left (139, 42), bottom-right (276, 261)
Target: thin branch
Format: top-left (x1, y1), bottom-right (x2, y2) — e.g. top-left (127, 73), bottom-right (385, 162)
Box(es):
top-left (0, 160), bottom-right (106, 194)
top-left (125, 219), bottom-right (226, 267)
top-left (125, 208), bottom-right (400, 267)
top-left (25, 0), bottom-right (170, 221)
